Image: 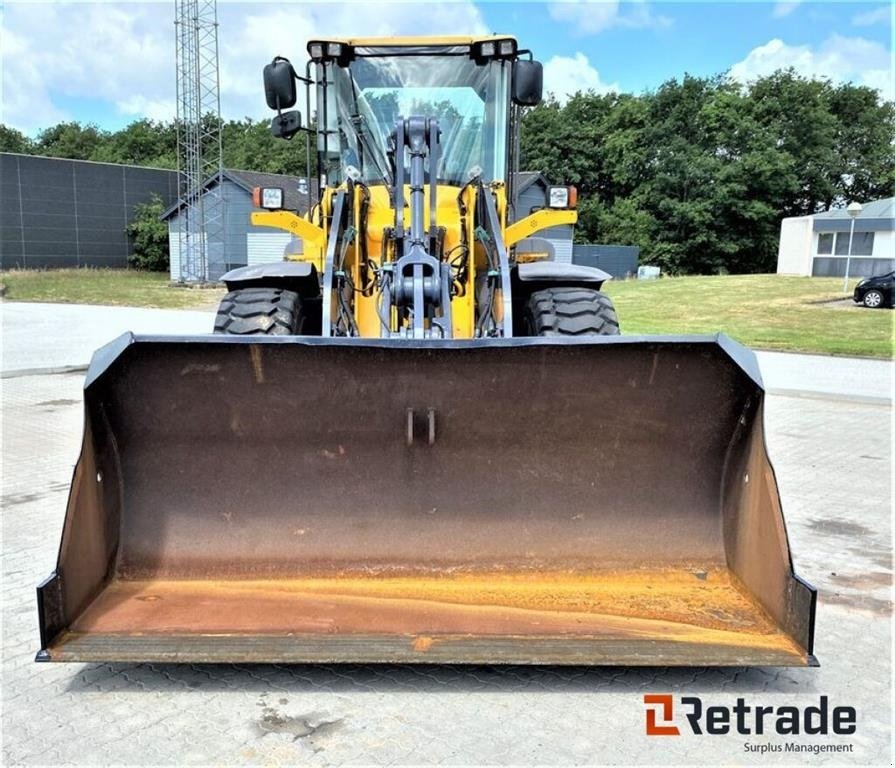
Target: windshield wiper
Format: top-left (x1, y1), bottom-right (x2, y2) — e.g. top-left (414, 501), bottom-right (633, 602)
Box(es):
top-left (342, 113), bottom-right (392, 187)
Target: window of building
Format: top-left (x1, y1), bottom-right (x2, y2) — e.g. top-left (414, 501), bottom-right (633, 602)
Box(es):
top-left (817, 233), bottom-right (833, 254)
top-left (851, 231), bottom-right (875, 256)
top-left (832, 230), bottom-right (875, 256)
top-left (833, 233), bottom-right (850, 255)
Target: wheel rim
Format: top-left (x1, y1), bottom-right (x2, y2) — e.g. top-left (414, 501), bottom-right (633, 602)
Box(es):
top-left (865, 292), bottom-right (882, 308)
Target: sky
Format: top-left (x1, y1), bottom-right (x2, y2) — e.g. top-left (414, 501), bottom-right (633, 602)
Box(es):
top-left (1, 0), bottom-right (891, 135)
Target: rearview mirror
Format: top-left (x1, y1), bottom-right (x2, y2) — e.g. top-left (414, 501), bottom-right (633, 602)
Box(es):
top-left (512, 60), bottom-right (543, 107)
top-left (263, 57), bottom-right (297, 110)
top-left (270, 110), bottom-right (302, 140)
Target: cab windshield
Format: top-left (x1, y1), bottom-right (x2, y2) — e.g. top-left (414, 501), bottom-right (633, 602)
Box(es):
top-left (318, 49), bottom-right (510, 187)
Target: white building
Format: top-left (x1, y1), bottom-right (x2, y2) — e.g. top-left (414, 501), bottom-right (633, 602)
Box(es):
top-left (777, 197), bottom-right (894, 277)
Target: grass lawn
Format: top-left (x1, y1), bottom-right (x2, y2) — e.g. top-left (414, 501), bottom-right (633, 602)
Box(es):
top-left (0, 269), bottom-right (224, 310)
top-left (604, 274), bottom-right (893, 359)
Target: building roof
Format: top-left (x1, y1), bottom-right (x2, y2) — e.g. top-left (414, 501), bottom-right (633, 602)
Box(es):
top-left (514, 171), bottom-right (550, 196)
top-left (814, 197), bottom-right (893, 220)
top-left (811, 197), bottom-right (894, 233)
top-left (224, 169), bottom-right (315, 211)
top-left (161, 168), bottom-right (315, 220)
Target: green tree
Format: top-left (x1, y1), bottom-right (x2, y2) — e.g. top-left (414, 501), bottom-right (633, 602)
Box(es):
top-left (34, 122), bottom-right (109, 159)
top-left (0, 125), bottom-right (32, 153)
top-left (518, 70), bottom-right (894, 275)
top-left (627, 76), bottom-right (733, 273)
top-left (222, 118), bottom-right (309, 174)
top-left (746, 71), bottom-right (840, 215)
top-left (599, 94), bottom-right (651, 201)
top-left (91, 119), bottom-right (177, 168)
top-left (519, 99), bottom-right (561, 170)
top-left (126, 194), bottom-right (169, 271)
top-left (828, 83), bottom-right (895, 203)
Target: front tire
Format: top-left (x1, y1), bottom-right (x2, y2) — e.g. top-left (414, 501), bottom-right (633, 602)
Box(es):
top-left (522, 287), bottom-right (620, 336)
top-left (214, 287), bottom-right (319, 335)
top-left (863, 289), bottom-right (884, 309)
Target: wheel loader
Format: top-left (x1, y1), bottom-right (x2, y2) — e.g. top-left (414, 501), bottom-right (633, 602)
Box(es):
top-left (37, 36), bottom-right (816, 665)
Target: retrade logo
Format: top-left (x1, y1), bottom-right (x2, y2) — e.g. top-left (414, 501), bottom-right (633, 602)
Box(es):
top-left (643, 695), bottom-right (857, 737)
top-left (643, 694), bottom-right (680, 736)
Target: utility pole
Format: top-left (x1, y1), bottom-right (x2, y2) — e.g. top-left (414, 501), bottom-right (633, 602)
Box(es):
top-left (174, 0), bottom-right (224, 282)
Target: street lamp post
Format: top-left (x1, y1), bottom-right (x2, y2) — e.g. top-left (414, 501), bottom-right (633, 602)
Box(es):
top-left (842, 201), bottom-right (863, 293)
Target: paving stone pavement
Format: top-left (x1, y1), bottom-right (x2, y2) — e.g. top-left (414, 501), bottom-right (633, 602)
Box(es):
top-left (1, 372), bottom-right (891, 766)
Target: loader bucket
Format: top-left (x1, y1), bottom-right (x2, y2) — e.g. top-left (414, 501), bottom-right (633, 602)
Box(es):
top-left (37, 334), bottom-right (816, 666)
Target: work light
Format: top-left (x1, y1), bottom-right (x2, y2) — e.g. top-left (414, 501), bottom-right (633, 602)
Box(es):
top-left (252, 186), bottom-right (284, 210)
top-left (473, 38), bottom-right (517, 63)
top-left (547, 186), bottom-right (577, 209)
top-left (498, 39), bottom-right (516, 56)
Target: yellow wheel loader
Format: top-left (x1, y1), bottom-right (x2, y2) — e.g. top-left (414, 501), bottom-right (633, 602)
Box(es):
top-left (37, 36), bottom-right (816, 665)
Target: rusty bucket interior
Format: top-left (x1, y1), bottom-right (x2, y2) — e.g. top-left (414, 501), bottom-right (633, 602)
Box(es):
top-left (37, 334), bottom-right (816, 665)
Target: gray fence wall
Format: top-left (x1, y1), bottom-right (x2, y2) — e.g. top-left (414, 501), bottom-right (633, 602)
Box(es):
top-left (1, 153), bottom-right (178, 269)
top-left (572, 244), bottom-right (640, 278)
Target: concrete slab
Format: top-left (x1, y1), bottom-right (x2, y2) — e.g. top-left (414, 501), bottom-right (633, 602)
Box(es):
top-left (0, 302), bottom-right (214, 376)
top-left (756, 350), bottom-right (892, 404)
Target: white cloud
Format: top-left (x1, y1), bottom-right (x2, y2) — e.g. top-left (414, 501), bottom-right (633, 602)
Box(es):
top-left (2, 3), bottom-right (182, 132)
top-left (543, 52), bottom-right (618, 103)
top-left (729, 35), bottom-right (894, 101)
top-left (117, 96), bottom-right (178, 122)
top-left (548, 0), bottom-right (671, 35)
top-left (771, 2), bottom-right (802, 19)
top-left (852, 5), bottom-right (890, 26)
top-left (0, 1), bottom-right (488, 133)
top-left (0, 25), bottom-right (70, 132)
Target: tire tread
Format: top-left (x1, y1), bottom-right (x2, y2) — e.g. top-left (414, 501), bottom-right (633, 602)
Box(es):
top-left (214, 288), bottom-right (301, 335)
top-left (523, 287), bottom-right (620, 336)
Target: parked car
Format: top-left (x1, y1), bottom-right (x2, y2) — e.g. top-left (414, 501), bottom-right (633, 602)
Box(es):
top-left (853, 271), bottom-right (894, 309)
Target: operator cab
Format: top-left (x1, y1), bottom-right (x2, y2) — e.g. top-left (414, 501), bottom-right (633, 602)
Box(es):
top-left (262, 36), bottom-right (543, 197)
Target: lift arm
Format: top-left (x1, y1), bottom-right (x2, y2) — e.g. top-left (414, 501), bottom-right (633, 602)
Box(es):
top-left (504, 209), bottom-right (577, 248)
top-left (250, 210), bottom-right (327, 248)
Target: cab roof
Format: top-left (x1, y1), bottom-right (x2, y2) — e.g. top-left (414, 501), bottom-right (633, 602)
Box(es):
top-left (314, 35), bottom-right (516, 47)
